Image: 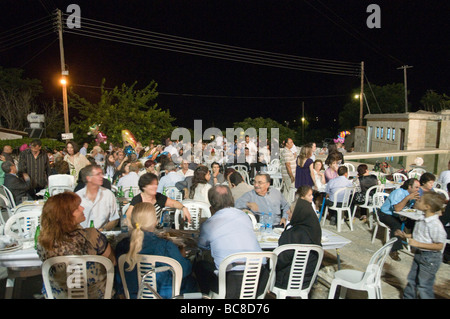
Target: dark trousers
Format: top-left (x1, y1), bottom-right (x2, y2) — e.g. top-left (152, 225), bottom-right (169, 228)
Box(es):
top-left (378, 211), bottom-right (410, 252)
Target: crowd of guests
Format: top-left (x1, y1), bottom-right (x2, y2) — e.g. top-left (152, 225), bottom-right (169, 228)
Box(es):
top-left (1, 137), bottom-right (449, 300)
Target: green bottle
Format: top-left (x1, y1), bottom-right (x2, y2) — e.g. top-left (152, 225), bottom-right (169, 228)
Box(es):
top-left (34, 225), bottom-right (40, 249)
top-left (129, 186), bottom-right (134, 198)
top-left (90, 220), bottom-right (95, 228)
top-left (44, 188), bottom-right (50, 200)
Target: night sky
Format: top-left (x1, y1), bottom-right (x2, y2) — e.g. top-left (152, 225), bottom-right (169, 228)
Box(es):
top-left (1, 0), bottom-right (449, 132)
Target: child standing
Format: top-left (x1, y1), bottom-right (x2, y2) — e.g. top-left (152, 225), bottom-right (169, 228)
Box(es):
top-left (395, 192), bottom-right (447, 299)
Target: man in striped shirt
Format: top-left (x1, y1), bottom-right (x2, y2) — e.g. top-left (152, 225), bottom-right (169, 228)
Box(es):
top-left (18, 139), bottom-right (51, 192)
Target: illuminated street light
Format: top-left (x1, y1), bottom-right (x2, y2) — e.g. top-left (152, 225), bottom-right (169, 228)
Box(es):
top-left (354, 93), bottom-right (371, 126)
top-left (61, 74), bottom-right (69, 133)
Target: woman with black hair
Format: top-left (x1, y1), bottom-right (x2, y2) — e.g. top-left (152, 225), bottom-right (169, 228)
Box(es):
top-left (275, 198), bottom-right (322, 290)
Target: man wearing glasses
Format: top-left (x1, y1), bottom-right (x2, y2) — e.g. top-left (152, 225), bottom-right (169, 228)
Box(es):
top-left (235, 173), bottom-right (290, 227)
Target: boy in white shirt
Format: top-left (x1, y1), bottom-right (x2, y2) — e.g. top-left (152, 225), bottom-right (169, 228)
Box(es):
top-left (395, 192), bottom-right (447, 299)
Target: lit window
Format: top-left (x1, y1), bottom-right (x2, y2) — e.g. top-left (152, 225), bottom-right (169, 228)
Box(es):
top-left (387, 128), bottom-right (391, 140)
top-left (381, 127), bottom-right (384, 139)
top-left (376, 127), bottom-right (380, 139)
top-left (392, 128), bottom-right (396, 141)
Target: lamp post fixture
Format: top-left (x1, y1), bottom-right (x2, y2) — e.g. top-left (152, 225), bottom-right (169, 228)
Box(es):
top-left (60, 74), bottom-right (69, 133)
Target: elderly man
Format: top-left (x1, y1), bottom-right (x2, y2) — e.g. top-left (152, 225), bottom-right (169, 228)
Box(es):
top-left (157, 161), bottom-right (184, 194)
top-left (195, 185), bottom-right (266, 297)
top-left (18, 139), bottom-right (51, 192)
top-left (235, 173), bottom-right (290, 226)
top-left (280, 138), bottom-right (297, 200)
top-left (177, 159), bottom-right (194, 177)
top-left (2, 161), bottom-right (34, 205)
top-left (76, 164), bottom-right (120, 230)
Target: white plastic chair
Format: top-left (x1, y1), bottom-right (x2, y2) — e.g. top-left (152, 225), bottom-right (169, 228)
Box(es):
top-left (434, 188), bottom-right (449, 200)
top-left (328, 237), bottom-right (398, 299)
top-left (0, 193), bottom-right (14, 225)
top-left (408, 168), bottom-right (426, 179)
top-left (343, 163), bottom-right (355, 172)
top-left (371, 192), bottom-right (390, 244)
top-left (210, 251), bottom-right (277, 299)
top-left (48, 174), bottom-right (75, 195)
top-left (271, 244), bottom-right (324, 299)
top-left (393, 173), bottom-right (408, 183)
top-left (272, 176), bottom-right (282, 191)
top-left (352, 184), bottom-right (385, 229)
top-left (322, 187), bottom-right (355, 232)
top-left (1, 185), bottom-right (16, 210)
top-left (41, 255), bottom-right (114, 299)
top-left (4, 210), bottom-right (41, 241)
top-left (174, 199), bottom-right (211, 230)
top-left (118, 254), bottom-right (182, 299)
top-left (165, 186), bottom-right (183, 201)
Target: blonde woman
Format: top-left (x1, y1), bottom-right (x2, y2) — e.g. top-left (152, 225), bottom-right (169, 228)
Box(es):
top-left (294, 145), bottom-right (315, 188)
top-left (114, 202), bottom-right (198, 299)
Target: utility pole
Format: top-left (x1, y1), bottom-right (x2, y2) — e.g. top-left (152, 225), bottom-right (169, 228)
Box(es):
top-left (359, 61), bottom-right (364, 127)
top-left (301, 101), bottom-right (305, 144)
top-left (397, 65), bottom-right (413, 113)
top-left (57, 9), bottom-right (70, 133)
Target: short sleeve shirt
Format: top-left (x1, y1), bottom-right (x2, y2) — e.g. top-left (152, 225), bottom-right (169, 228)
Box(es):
top-left (380, 188), bottom-right (414, 216)
top-left (130, 192), bottom-right (168, 221)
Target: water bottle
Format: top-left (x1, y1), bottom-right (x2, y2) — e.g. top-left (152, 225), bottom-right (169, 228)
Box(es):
top-left (266, 213), bottom-right (273, 233)
top-left (259, 212), bottom-right (266, 232)
top-left (121, 213), bottom-right (128, 233)
top-left (162, 212), bottom-right (170, 230)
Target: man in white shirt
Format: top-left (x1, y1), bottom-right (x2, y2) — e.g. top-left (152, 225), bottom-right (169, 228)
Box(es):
top-left (280, 138), bottom-right (297, 200)
top-left (157, 161), bottom-right (184, 194)
top-left (325, 166), bottom-right (353, 225)
top-left (437, 160), bottom-right (450, 190)
top-left (117, 162), bottom-right (140, 188)
top-left (163, 139), bottom-right (179, 158)
top-left (79, 142), bottom-right (89, 156)
top-left (177, 159), bottom-right (194, 177)
top-left (76, 164), bottom-right (120, 230)
top-left (245, 135), bottom-right (258, 164)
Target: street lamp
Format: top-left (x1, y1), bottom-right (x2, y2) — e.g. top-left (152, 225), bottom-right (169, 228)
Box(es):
top-left (354, 93), bottom-right (371, 125)
top-left (60, 73), bottom-right (69, 133)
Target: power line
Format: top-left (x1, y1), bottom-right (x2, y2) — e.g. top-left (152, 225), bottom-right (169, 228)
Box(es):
top-left (62, 13), bottom-right (361, 77)
top-left (71, 83), bottom-right (348, 100)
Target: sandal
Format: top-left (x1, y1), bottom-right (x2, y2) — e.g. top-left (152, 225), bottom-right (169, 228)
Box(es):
top-left (359, 215), bottom-right (367, 221)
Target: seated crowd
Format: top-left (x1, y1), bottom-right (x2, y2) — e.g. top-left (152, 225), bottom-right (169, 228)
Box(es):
top-left (1, 137), bottom-right (449, 300)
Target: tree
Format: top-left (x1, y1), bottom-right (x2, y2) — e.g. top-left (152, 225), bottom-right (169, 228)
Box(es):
top-left (69, 79), bottom-right (175, 146)
top-left (338, 82), bottom-right (407, 129)
top-left (0, 66), bottom-right (42, 130)
top-left (420, 90), bottom-right (450, 112)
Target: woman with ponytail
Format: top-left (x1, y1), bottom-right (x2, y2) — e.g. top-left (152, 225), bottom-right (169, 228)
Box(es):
top-left (114, 202), bottom-right (198, 298)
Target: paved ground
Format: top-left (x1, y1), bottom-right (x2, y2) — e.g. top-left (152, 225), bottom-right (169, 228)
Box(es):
top-left (1, 217), bottom-right (449, 299)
